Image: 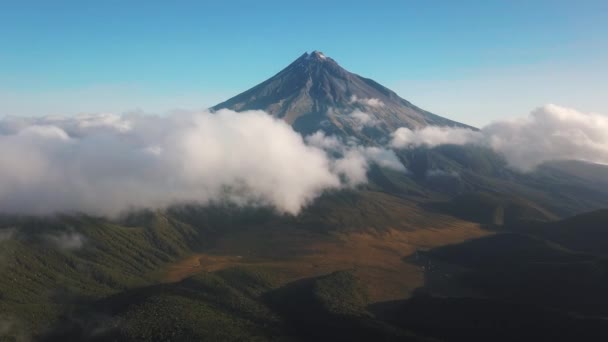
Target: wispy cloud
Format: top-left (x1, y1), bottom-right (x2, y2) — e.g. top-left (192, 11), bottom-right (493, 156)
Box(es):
top-left (306, 131), bottom-right (405, 186)
top-left (349, 110), bottom-right (380, 131)
top-left (350, 95), bottom-right (385, 108)
top-left (47, 231), bottom-right (86, 251)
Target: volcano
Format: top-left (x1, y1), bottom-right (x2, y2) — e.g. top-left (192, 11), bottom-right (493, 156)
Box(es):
top-left (213, 51), bottom-right (473, 140)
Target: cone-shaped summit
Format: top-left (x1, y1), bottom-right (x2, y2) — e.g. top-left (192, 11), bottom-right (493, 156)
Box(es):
top-left (213, 51), bottom-right (472, 139)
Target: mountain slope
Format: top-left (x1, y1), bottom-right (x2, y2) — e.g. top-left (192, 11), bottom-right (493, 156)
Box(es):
top-left (508, 209), bottom-right (608, 256)
top-left (213, 51), bottom-right (472, 138)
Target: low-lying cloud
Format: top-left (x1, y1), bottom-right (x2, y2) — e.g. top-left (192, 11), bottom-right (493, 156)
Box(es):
top-left (47, 231), bottom-right (86, 250)
top-left (3, 103), bottom-right (602, 215)
top-left (0, 109), bottom-right (404, 216)
top-left (391, 104), bottom-right (608, 171)
top-left (349, 110), bottom-right (379, 131)
top-left (306, 131), bottom-right (406, 186)
top-left (391, 125), bottom-right (479, 148)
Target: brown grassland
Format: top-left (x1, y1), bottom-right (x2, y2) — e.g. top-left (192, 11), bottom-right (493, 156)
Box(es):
top-left (164, 195), bottom-right (490, 302)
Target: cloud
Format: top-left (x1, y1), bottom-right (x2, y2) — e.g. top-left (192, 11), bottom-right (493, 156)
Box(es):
top-left (350, 95), bottom-right (385, 108)
top-left (0, 113), bottom-right (133, 137)
top-left (305, 130), bottom-right (343, 151)
top-left (47, 231), bottom-right (86, 250)
top-left (482, 104), bottom-right (608, 171)
top-left (7, 103), bottom-right (600, 215)
top-left (332, 150), bottom-right (369, 186)
top-left (349, 110), bottom-right (379, 131)
top-left (391, 126), bottom-right (480, 148)
top-left (0, 109), bottom-right (406, 216)
top-left (391, 104), bottom-right (608, 171)
top-left (306, 131), bottom-right (406, 186)
top-left (358, 146), bottom-right (407, 171)
top-left (0, 109), bottom-right (344, 216)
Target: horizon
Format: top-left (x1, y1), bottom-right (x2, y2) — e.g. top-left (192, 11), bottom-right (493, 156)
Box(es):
top-left (1, 1), bottom-right (607, 127)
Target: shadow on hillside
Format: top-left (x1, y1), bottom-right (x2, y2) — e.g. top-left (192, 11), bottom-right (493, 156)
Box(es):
top-left (368, 232), bottom-right (608, 342)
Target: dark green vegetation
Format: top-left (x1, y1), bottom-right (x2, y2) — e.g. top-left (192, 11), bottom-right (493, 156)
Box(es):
top-left (1, 185), bottom-right (608, 341)
top-left (42, 267), bottom-right (284, 341)
top-left (40, 268), bottom-right (438, 342)
top-left (266, 271), bottom-right (433, 342)
top-left (0, 214), bottom-right (205, 340)
top-left (0, 202), bottom-right (440, 341)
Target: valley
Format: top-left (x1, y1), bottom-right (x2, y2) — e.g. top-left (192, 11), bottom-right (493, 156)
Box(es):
top-left (2, 187), bottom-right (608, 341)
top-left (163, 217), bottom-right (489, 302)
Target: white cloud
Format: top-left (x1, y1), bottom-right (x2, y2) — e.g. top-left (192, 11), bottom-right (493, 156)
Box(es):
top-left (391, 104), bottom-right (608, 171)
top-left (0, 110), bottom-right (346, 216)
top-left (349, 110), bottom-right (379, 131)
top-left (350, 95), bottom-right (385, 108)
top-left (482, 104), bottom-right (608, 171)
top-left (305, 130), bottom-right (343, 151)
top-left (306, 131), bottom-right (406, 186)
top-left (0, 113), bottom-right (133, 137)
top-left (333, 150), bottom-right (369, 186)
top-left (7, 103), bottom-right (600, 216)
top-left (358, 146), bottom-right (406, 172)
top-left (391, 125), bottom-right (480, 148)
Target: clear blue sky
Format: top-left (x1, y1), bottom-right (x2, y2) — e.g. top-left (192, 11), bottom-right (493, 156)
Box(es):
top-left (1, 0), bottom-right (607, 126)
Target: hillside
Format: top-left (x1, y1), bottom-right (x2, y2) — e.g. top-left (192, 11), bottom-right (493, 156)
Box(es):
top-left (508, 209), bottom-right (608, 256)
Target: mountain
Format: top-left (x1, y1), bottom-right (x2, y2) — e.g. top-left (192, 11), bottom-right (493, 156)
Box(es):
top-left (213, 51), bottom-right (473, 139)
top-left (212, 51), bottom-right (608, 218)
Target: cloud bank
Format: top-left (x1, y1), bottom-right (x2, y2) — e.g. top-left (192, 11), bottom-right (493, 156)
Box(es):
top-left (0, 109), bottom-right (405, 216)
top-left (391, 104), bottom-right (608, 171)
top-left (2, 103), bottom-right (603, 215)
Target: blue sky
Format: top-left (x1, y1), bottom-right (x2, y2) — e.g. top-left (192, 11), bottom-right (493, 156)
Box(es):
top-left (1, 0), bottom-right (607, 126)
